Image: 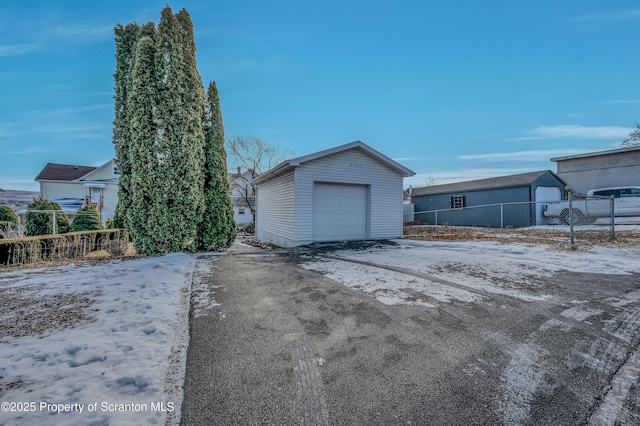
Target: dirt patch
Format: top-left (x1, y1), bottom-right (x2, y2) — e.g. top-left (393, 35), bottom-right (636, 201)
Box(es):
top-left (0, 285), bottom-right (99, 338)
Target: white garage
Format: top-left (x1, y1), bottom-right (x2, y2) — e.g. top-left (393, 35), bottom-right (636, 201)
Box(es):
top-left (252, 141), bottom-right (415, 247)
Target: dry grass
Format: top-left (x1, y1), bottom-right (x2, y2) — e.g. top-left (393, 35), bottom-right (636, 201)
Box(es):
top-left (402, 225), bottom-right (640, 251)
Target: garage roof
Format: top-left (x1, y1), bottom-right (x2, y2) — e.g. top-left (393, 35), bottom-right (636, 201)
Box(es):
top-left (412, 170), bottom-right (564, 197)
top-left (252, 141), bottom-right (415, 185)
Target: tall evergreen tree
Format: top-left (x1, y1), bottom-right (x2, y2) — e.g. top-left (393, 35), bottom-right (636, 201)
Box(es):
top-left (199, 81), bottom-right (236, 251)
top-left (113, 5), bottom-right (236, 255)
top-left (150, 5), bottom-right (205, 254)
top-left (127, 35), bottom-right (161, 254)
top-left (112, 22), bottom-right (155, 228)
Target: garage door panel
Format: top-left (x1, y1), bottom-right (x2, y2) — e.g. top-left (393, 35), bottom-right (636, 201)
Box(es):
top-left (313, 183), bottom-right (367, 241)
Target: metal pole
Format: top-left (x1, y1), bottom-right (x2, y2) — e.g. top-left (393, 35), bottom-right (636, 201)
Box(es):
top-left (500, 204), bottom-right (504, 229)
top-left (610, 195), bottom-right (616, 240)
top-left (569, 192), bottom-right (575, 250)
top-left (52, 211), bottom-right (57, 235)
top-left (435, 211), bottom-right (438, 227)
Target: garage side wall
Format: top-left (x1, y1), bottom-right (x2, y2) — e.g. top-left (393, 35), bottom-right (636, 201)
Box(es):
top-left (295, 149), bottom-right (403, 244)
top-left (255, 171), bottom-right (296, 247)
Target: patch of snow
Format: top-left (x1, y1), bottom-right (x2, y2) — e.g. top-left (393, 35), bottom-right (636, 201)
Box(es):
top-left (190, 258), bottom-right (221, 318)
top-left (560, 307), bottom-right (604, 322)
top-left (589, 343), bottom-right (640, 425)
top-left (496, 339), bottom-right (550, 426)
top-left (300, 258), bottom-right (481, 306)
top-left (0, 253), bottom-right (198, 426)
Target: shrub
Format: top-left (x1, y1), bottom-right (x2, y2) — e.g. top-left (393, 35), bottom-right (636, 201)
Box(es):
top-left (57, 239), bottom-right (85, 259)
top-left (0, 205), bottom-right (19, 239)
top-left (70, 205), bottom-right (103, 232)
top-left (104, 239), bottom-right (128, 257)
top-left (0, 206), bottom-right (18, 227)
top-left (25, 196), bottom-right (70, 236)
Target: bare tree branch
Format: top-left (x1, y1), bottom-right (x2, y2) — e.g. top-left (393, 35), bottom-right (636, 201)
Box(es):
top-left (620, 124), bottom-right (640, 148)
top-left (226, 136), bottom-right (294, 220)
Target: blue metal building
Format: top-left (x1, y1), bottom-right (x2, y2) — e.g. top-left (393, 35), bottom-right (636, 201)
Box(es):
top-left (411, 170), bottom-right (566, 228)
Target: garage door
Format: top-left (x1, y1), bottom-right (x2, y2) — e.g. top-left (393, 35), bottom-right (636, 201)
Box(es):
top-left (313, 183), bottom-right (367, 242)
top-left (535, 186), bottom-right (561, 224)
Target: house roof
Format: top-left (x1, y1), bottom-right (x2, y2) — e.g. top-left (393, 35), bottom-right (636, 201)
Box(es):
top-left (252, 141), bottom-right (415, 185)
top-left (551, 146), bottom-right (640, 162)
top-left (35, 163), bottom-right (97, 182)
top-left (411, 170), bottom-right (564, 197)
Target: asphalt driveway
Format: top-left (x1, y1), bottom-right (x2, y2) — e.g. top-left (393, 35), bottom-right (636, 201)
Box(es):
top-left (180, 240), bottom-right (640, 425)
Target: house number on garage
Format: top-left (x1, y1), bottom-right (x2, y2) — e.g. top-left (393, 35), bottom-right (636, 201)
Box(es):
top-left (350, 163), bottom-right (362, 168)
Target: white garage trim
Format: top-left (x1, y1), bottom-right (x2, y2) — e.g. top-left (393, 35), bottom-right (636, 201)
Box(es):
top-left (312, 183), bottom-right (368, 242)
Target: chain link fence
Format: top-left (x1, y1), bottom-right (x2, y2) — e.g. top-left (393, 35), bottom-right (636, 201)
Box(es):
top-left (404, 194), bottom-right (616, 249)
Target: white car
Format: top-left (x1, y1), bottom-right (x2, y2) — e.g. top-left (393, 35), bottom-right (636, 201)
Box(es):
top-left (588, 186), bottom-right (640, 216)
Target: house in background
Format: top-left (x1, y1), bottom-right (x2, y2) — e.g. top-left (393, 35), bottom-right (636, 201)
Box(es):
top-left (228, 168), bottom-right (255, 226)
top-left (411, 170), bottom-right (565, 228)
top-left (551, 146), bottom-right (640, 195)
top-left (252, 141), bottom-right (415, 247)
top-left (35, 160), bottom-right (119, 224)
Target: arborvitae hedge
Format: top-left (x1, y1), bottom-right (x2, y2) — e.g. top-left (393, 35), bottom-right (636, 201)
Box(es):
top-left (198, 81), bottom-right (236, 251)
top-left (113, 5), bottom-right (234, 255)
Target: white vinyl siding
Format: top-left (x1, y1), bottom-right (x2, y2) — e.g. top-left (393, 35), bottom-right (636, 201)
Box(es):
top-left (255, 172), bottom-right (296, 247)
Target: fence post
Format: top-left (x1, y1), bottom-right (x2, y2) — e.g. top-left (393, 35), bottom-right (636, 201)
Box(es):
top-left (435, 211), bottom-right (438, 226)
top-left (569, 192), bottom-right (575, 250)
top-left (500, 204), bottom-right (504, 229)
top-left (83, 236), bottom-right (88, 256)
top-left (610, 195), bottom-right (616, 240)
top-left (52, 211), bottom-right (57, 235)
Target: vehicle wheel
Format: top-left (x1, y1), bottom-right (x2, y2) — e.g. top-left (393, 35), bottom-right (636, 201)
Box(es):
top-left (573, 211), bottom-right (586, 224)
top-left (560, 209), bottom-right (585, 225)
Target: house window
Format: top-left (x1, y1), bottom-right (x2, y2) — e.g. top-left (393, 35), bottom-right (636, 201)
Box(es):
top-left (451, 195), bottom-right (465, 209)
top-left (238, 207), bottom-right (245, 215)
top-left (113, 165), bottom-right (119, 175)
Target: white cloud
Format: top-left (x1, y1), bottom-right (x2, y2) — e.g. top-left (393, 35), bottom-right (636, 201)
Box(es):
top-left (457, 149), bottom-right (587, 162)
top-left (0, 146), bottom-right (55, 155)
top-left (570, 9), bottom-right (640, 24)
top-left (0, 43), bottom-right (40, 57)
top-left (602, 99), bottom-right (640, 104)
top-left (514, 124), bottom-right (633, 141)
top-left (49, 23), bottom-right (113, 42)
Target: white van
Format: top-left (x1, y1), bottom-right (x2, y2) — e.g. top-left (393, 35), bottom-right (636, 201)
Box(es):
top-left (587, 187), bottom-right (640, 216)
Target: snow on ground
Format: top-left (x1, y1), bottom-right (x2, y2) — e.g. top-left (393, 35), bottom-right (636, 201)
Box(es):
top-left (0, 253), bottom-right (198, 426)
top-left (301, 238), bottom-right (640, 306)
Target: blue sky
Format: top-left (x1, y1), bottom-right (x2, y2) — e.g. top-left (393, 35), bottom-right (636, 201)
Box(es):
top-left (1, 1), bottom-right (638, 191)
